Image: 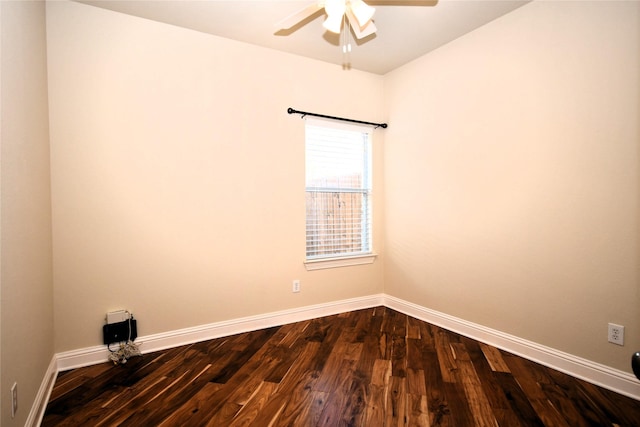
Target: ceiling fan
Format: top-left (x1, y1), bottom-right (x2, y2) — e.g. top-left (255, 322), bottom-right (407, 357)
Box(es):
top-left (275, 0), bottom-right (437, 41)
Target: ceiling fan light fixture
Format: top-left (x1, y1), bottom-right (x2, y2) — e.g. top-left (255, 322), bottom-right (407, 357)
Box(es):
top-left (323, 13), bottom-right (343, 33)
top-left (350, 0), bottom-right (375, 27)
top-left (323, 0), bottom-right (346, 33)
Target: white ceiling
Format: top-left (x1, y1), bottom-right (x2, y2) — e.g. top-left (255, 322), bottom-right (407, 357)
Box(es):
top-left (77, 0), bottom-right (530, 75)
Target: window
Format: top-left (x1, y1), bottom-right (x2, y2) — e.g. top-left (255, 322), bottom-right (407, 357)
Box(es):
top-left (305, 119), bottom-right (373, 264)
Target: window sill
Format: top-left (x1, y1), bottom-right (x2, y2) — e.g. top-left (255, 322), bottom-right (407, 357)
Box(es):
top-left (304, 254), bottom-right (378, 271)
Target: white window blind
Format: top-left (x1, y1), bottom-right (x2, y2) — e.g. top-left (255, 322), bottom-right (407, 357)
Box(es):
top-left (305, 119), bottom-right (372, 260)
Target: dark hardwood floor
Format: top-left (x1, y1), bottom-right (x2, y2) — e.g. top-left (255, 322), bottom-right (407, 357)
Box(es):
top-left (43, 307), bottom-right (640, 426)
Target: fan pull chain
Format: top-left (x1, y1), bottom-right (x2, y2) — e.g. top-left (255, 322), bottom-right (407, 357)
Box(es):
top-left (341, 14), bottom-right (352, 69)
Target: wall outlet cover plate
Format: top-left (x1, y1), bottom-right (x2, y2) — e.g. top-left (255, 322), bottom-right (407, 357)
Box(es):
top-left (107, 310), bottom-right (129, 324)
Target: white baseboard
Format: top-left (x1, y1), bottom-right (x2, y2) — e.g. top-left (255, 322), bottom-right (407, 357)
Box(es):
top-left (50, 292), bottom-right (638, 416)
top-left (383, 294), bottom-right (640, 401)
top-left (26, 356), bottom-right (58, 427)
top-left (56, 294), bottom-right (385, 372)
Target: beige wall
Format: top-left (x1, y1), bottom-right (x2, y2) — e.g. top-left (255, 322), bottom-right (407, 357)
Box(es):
top-left (43, 0), bottom-right (640, 381)
top-left (46, 1), bottom-right (385, 352)
top-left (1, 1), bottom-right (54, 425)
top-left (384, 0), bottom-right (639, 373)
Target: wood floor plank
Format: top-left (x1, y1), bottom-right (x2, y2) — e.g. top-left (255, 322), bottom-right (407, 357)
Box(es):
top-left (525, 357), bottom-right (606, 427)
top-left (48, 363), bottom-right (112, 402)
top-left (316, 359), bottom-right (357, 426)
top-left (391, 334), bottom-right (407, 378)
top-left (125, 356), bottom-right (213, 420)
top-left (227, 381), bottom-right (278, 427)
top-left (501, 351), bottom-right (573, 427)
top-left (368, 306), bottom-right (385, 335)
top-left (450, 342), bottom-right (498, 427)
top-left (356, 333), bottom-right (382, 379)
top-left (363, 383), bottom-right (386, 426)
top-left (276, 342), bottom-right (321, 393)
top-left (280, 390), bottom-right (329, 427)
top-left (273, 321), bottom-right (308, 348)
top-left (276, 369), bottom-right (325, 425)
top-left (407, 394), bottom-right (430, 427)
top-left (575, 378), bottom-right (640, 426)
top-left (433, 326), bottom-right (459, 384)
top-left (115, 357), bottom-right (221, 425)
top-left (386, 376), bottom-right (407, 427)
top-left (338, 370), bottom-right (368, 426)
top-left (407, 368), bottom-right (427, 396)
top-left (488, 373), bottom-right (536, 427)
top-left (180, 334), bottom-right (297, 424)
top-left (407, 315), bottom-right (422, 340)
top-left (156, 381), bottom-right (225, 426)
top-left (352, 307), bottom-right (375, 343)
top-left (363, 366), bottom-right (387, 427)
top-left (314, 345), bottom-right (356, 393)
top-left (307, 315), bottom-right (348, 374)
top-left (209, 327), bottom-right (280, 384)
top-left (229, 353), bottom-right (283, 406)
top-left (240, 391), bottom-right (287, 427)
top-left (418, 318), bottom-right (436, 351)
top-left (459, 336), bottom-right (531, 427)
top-left (42, 307), bottom-right (640, 426)
top-left (370, 358), bottom-right (391, 387)
top-left (544, 367), bottom-right (614, 426)
top-left (262, 340), bottom-right (305, 384)
top-left (443, 380), bottom-right (476, 426)
top-left (203, 402), bottom-right (243, 427)
top-left (422, 348), bottom-right (452, 426)
top-left (406, 338), bottom-right (424, 371)
top-left (415, 322), bottom-right (452, 425)
top-left (478, 342), bottom-right (511, 373)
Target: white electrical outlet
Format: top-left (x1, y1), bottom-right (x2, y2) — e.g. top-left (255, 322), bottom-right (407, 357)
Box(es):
top-left (107, 310), bottom-right (129, 324)
top-left (608, 323), bottom-right (624, 345)
top-left (292, 280), bottom-right (300, 293)
top-left (11, 382), bottom-right (17, 418)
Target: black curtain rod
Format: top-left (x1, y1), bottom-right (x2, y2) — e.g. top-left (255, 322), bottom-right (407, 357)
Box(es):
top-left (287, 107), bottom-right (387, 129)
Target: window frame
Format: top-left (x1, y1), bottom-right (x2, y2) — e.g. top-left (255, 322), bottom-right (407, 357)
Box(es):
top-left (303, 118), bottom-right (377, 270)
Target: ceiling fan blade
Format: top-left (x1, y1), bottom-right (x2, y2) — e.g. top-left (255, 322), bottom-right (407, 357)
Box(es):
top-left (346, 10), bottom-right (377, 39)
top-left (275, 3), bottom-right (323, 31)
top-left (366, 0), bottom-right (437, 5)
